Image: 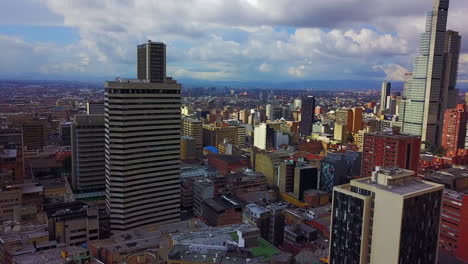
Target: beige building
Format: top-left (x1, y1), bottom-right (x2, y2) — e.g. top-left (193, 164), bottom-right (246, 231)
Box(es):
top-left (202, 124), bottom-right (243, 148)
top-left (46, 201), bottom-right (99, 246)
top-left (333, 123), bottom-right (347, 142)
top-left (329, 167), bottom-right (444, 264)
top-left (180, 136), bottom-right (196, 160)
top-left (0, 186), bottom-right (21, 224)
top-left (181, 118), bottom-right (203, 155)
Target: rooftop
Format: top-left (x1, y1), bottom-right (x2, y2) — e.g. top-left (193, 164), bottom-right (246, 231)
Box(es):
top-left (353, 176), bottom-right (442, 196)
top-left (12, 246), bottom-right (89, 264)
top-left (204, 196), bottom-right (243, 212)
top-left (0, 148), bottom-right (17, 159)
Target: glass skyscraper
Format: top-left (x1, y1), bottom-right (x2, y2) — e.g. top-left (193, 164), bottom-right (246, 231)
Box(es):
top-left (400, 0), bottom-right (460, 147)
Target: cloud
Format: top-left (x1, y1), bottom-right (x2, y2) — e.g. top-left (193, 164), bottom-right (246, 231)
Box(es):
top-left (288, 65), bottom-right (306, 77)
top-left (372, 64), bottom-right (410, 81)
top-left (259, 63), bottom-right (272, 72)
top-left (1, 0), bottom-right (468, 82)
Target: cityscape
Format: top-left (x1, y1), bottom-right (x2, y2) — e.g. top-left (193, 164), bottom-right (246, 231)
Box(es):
top-left (1, 0), bottom-right (468, 264)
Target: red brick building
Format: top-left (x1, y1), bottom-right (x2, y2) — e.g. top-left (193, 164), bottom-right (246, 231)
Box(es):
top-left (441, 104), bottom-right (468, 162)
top-left (207, 154), bottom-right (249, 175)
top-left (361, 129), bottom-right (421, 177)
top-left (425, 168), bottom-right (468, 263)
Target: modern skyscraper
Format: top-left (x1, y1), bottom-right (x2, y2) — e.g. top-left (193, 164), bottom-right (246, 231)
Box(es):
top-left (400, 0), bottom-right (460, 147)
top-left (105, 41), bottom-right (181, 231)
top-left (380, 82), bottom-right (391, 111)
top-left (330, 167), bottom-right (443, 264)
top-left (441, 104), bottom-right (468, 158)
top-left (137, 41), bottom-right (166, 83)
top-left (361, 128), bottom-right (421, 177)
top-left (441, 30), bottom-right (461, 112)
top-left (71, 114), bottom-right (106, 193)
top-left (299, 95), bottom-right (315, 137)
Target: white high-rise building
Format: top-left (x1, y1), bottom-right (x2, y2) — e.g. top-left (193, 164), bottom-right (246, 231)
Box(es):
top-left (105, 41), bottom-right (181, 231)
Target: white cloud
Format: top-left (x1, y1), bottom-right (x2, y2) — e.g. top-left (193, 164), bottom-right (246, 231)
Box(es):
top-left (1, 0), bottom-right (467, 81)
top-left (287, 65), bottom-right (306, 77)
top-left (259, 63), bottom-right (272, 72)
top-left (372, 64), bottom-right (409, 81)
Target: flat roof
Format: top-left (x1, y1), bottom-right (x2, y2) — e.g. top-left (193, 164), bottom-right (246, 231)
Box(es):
top-left (354, 177), bottom-right (442, 196)
top-left (12, 246), bottom-right (88, 264)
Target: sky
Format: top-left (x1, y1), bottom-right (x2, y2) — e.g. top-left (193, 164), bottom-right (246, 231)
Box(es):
top-left (1, 0), bottom-right (468, 83)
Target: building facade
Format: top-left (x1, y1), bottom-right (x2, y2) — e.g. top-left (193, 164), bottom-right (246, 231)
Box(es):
top-left (400, 0), bottom-right (460, 147)
top-left (330, 168), bottom-right (443, 264)
top-left (105, 42), bottom-right (181, 231)
top-left (441, 104), bottom-right (468, 158)
top-left (361, 129), bottom-right (421, 177)
top-left (71, 114), bottom-right (106, 193)
top-left (299, 96), bottom-right (315, 137)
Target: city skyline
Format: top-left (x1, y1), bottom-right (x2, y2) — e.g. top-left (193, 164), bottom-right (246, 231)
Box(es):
top-left (1, 1), bottom-right (468, 264)
top-left (1, 0), bottom-right (468, 83)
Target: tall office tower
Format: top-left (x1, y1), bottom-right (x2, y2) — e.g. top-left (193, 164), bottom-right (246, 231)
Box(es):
top-left (441, 30), bottom-right (461, 112)
top-left (299, 95), bottom-right (315, 137)
top-left (254, 123), bottom-right (275, 150)
top-left (60, 121), bottom-right (72, 146)
top-left (137, 41), bottom-right (166, 83)
top-left (235, 126), bottom-right (246, 148)
top-left (22, 120), bottom-right (48, 151)
top-left (380, 82), bottom-right (391, 111)
top-left (352, 107), bottom-right (363, 132)
top-left (71, 114), bottom-right (106, 193)
top-left (105, 42), bottom-right (181, 231)
top-left (400, 0), bottom-right (460, 147)
top-left (361, 128), bottom-right (421, 177)
top-left (239, 109), bottom-right (249, 124)
top-left (266, 104), bottom-right (273, 120)
top-left (181, 118), bottom-right (203, 156)
top-left (441, 104), bottom-right (468, 157)
top-left (330, 167), bottom-right (443, 264)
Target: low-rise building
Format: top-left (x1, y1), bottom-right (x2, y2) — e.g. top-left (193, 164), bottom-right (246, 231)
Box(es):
top-left (201, 196), bottom-right (243, 226)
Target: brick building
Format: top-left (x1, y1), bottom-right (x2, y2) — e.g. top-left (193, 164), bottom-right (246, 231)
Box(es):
top-left (361, 128), bottom-right (420, 177)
